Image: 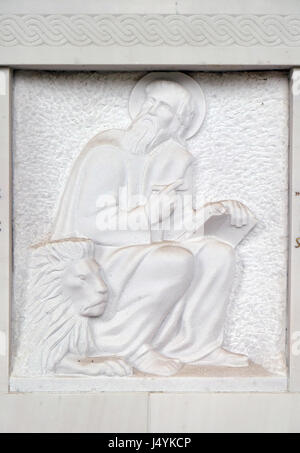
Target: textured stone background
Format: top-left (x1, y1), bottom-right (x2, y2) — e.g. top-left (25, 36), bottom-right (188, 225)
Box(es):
top-left (11, 70), bottom-right (289, 377)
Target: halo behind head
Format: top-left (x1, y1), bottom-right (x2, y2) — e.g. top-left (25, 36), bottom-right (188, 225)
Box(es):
top-left (129, 72), bottom-right (206, 139)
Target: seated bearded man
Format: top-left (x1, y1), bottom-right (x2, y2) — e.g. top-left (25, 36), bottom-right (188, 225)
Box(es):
top-left (51, 74), bottom-right (252, 376)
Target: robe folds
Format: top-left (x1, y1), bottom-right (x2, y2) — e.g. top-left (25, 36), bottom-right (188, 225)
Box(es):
top-left (52, 130), bottom-right (235, 363)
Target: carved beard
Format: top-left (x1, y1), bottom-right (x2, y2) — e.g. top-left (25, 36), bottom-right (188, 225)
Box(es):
top-left (127, 113), bottom-right (162, 155)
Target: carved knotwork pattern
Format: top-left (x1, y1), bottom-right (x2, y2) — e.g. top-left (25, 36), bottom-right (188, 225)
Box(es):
top-left (1, 14), bottom-right (300, 47)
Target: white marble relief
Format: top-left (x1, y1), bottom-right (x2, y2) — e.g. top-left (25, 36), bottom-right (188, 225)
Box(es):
top-left (23, 72), bottom-right (262, 377)
top-left (11, 71), bottom-right (289, 382)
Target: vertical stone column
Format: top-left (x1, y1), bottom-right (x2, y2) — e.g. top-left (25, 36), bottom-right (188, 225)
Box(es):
top-left (0, 68), bottom-right (12, 392)
top-left (289, 68), bottom-right (300, 391)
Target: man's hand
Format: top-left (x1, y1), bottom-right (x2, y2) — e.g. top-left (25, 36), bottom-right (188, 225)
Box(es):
top-left (147, 179), bottom-right (183, 225)
top-left (206, 200), bottom-right (251, 227)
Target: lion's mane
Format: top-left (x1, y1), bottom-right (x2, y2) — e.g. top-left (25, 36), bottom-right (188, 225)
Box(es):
top-left (26, 239), bottom-right (96, 374)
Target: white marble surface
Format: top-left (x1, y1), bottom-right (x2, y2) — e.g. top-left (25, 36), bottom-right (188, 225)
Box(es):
top-left (11, 70), bottom-right (289, 383)
top-left (289, 69), bottom-right (300, 391)
top-left (10, 374), bottom-right (287, 393)
top-left (149, 392), bottom-right (300, 433)
top-left (0, 68), bottom-right (11, 392)
top-left (0, 392), bottom-right (148, 433)
top-left (2, 391), bottom-right (300, 433)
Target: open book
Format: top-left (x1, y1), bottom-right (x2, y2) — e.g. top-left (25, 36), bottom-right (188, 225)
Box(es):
top-left (203, 212), bottom-right (257, 248)
top-left (160, 211), bottom-right (257, 248)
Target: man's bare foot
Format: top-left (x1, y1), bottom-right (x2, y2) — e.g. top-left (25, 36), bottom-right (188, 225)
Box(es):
top-left (191, 348), bottom-right (249, 367)
top-left (132, 350), bottom-right (183, 376)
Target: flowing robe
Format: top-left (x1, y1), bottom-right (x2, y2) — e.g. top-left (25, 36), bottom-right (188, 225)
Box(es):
top-left (52, 130), bottom-right (235, 363)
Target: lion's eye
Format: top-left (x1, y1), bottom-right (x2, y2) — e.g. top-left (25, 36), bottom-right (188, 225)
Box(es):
top-left (78, 275), bottom-right (86, 281)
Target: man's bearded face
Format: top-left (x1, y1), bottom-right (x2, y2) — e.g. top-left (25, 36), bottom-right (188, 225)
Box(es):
top-left (129, 111), bottom-right (160, 154)
top-left (129, 81), bottom-right (190, 154)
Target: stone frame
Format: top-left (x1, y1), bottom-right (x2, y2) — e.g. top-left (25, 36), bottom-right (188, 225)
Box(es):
top-left (0, 0), bottom-right (300, 432)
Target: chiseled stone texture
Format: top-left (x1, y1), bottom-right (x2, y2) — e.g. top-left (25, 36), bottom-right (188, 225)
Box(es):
top-left (11, 70), bottom-right (288, 378)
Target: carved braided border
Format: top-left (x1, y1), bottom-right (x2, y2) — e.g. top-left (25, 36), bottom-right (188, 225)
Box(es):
top-left (1, 14), bottom-right (300, 47)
